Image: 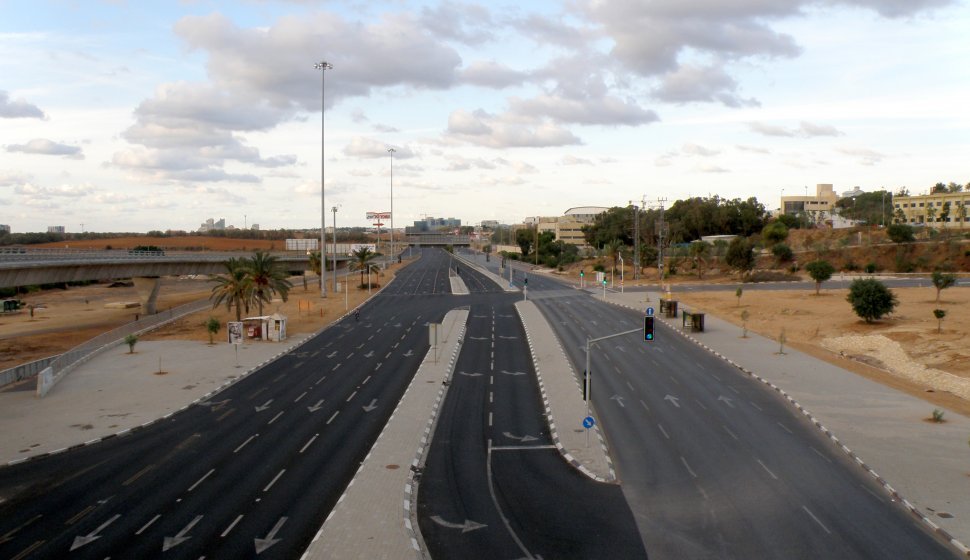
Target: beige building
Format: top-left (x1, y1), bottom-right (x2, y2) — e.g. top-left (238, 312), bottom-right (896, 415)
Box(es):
top-left (533, 206), bottom-right (608, 247)
top-left (780, 184), bottom-right (839, 218)
top-left (893, 191), bottom-right (970, 229)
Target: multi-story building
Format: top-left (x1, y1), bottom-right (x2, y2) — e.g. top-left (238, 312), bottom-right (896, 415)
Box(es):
top-left (199, 218), bottom-right (226, 232)
top-left (780, 184), bottom-right (839, 218)
top-left (532, 206), bottom-right (608, 247)
top-left (405, 217), bottom-right (461, 234)
top-left (47, 225), bottom-right (65, 234)
top-left (893, 191), bottom-right (970, 229)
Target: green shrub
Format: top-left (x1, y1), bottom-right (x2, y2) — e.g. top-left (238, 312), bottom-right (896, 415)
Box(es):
top-left (931, 409), bottom-right (945, 423)
top-left (843, 261), bottom-right (859, 272)
top-left (744, 271), bottom-right (800, 283)
top-left (865, 262), bottom-right (877, 274)
top-left (593, 264), bottom-right (605, 272)
top-left (772, 243), bottom-right (794, 263)
top-left (846, 278), bottom-right (898, 323)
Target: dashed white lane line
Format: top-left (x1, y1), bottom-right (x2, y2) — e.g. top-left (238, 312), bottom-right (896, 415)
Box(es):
top-left (488, 412), bottom-right (493, 427)
top-left (294, 391), bottom-right (307, 402)
top-left (640, 400), bottom-right (650, 411)
top-left (489, 392), bottom-right (493, 404)
top-left (136, 514), bottom-right (161, 535)
top-left (626, 380), bottom-right (635, 391)
top-left (362, 375), bottom-right (371, 385)
top-left (748, 401), bottom-right (763, 411)
top-left (802, 506), bottom-right (832, 534)
top-left (810, 446), bottom-right (833, 464)
top-left (300, 434), bottom-right (319, 454)
top-left (658, 423), bottom-right (670, 440)
top-left (385, 352), bottom-right (392, 359)
top-left (346, 391), bottom-right (357, 402)
top-left (263, 469), bottom-right (285, 492)
top-left (756, 458), bottom-right (779, 480)
top-left (668, 375), bottom-right (681, 386)
top-left (776, 422), bottom-right (793, 434)
top-left (268, 411), bottom-right (284, 425)
top-left (327, 411), bottom-right (339, 424)
top-left (234, 434), bottom-right (257, 453)
top-left (332, 363), bottom-right (342, 371)
top-left (694, 399), bottom-right (707, 411)
top-left (221, 514), bottom-right (244, 537)
top-left (188, 468), bottom-right (215, 492)
top-left (722, 425), bottom-right (739, 441)
top-left (681, 456), bottom-right (698, 478)
top-left (315, 375), bottom-right (327, 385)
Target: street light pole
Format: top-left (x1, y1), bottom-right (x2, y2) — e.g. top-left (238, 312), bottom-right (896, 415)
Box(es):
top-left (332, 206), bottom-right (338, 293)
top-left (388, 147), bottom-right (396, 265)
top-left (314, 60), bottom-right (332, 298)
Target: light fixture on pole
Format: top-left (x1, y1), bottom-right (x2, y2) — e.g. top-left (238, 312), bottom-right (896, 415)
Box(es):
top-left (314, 60), bottom-right (332, 298)
top-left (332, 206), bottom-right (338, 293)
top-left (388, 147), bottom-right (396, 265)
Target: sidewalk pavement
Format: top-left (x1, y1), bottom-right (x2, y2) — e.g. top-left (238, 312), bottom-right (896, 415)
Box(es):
top-left (608, 289), bottom-right (970, 552)
top-left (516, 300), bottom-right (614, 481)
top-left (1, 337), bottom-right (310, 466)
top-left (302, 309), bottom-right (468, 560)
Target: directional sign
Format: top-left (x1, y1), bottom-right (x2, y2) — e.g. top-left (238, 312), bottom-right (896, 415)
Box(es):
top-left (583, 416), bottom-right (595, 429)
top-left (646, 306), bottom-right (654, 316)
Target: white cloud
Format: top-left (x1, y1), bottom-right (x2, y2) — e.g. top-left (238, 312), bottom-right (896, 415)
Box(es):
top-left (461, 61), bottom-right (529, 88)
top-left (6, 139), bottom-right (84, 159)
top-left (698, 163), bottom-right (730, 173)
top-left (14, 182), bottom-right (95, 198)
top-left (0, 170), bottom-right (32, 186)
top-left (419, 2), bottom-right (495, 45)
top-left (682, 143), bottom-right (721, 157)
top-left (747, 121), bottom-right (844, 138)
top-left (0, 90), bottom-right (45, 119)
top-left (561, 155), bottom-right (593, 165)
top-left (653, 64), bottom-right (759, 107)
top-left (836, 146), bottom-right (885, 165)
top-left (445, 109), bottom-right (582, 148)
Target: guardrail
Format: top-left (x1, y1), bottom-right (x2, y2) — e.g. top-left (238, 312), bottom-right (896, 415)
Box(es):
top-left (36, 298), bottom-right (213, 397)
top-left (0, 355), bottom-right (58, 390)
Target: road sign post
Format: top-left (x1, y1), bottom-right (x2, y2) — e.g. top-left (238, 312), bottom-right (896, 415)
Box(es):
top-left (585, 327), bottom-right (640, 447)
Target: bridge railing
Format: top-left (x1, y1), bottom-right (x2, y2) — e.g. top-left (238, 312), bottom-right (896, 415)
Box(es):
top-left (35, 298), bottom-right (213, 397)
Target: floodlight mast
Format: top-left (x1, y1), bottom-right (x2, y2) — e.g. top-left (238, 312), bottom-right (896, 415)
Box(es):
top-left (314, 60), bottom-right (333, 298)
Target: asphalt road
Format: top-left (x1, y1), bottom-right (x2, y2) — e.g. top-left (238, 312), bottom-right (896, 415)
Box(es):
top-left (460, 251), bottom-right (955, 559)
top-left (417, 265), bottom-right (645, 559)
top-left (0, 248), bottom-right (459, 559)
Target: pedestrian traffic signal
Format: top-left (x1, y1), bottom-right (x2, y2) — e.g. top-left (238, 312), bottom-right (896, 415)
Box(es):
top-left (580, 271), bottom-right (585, 277)
top-left (644, 316), bottom-right (655, 341)
top-left (524, 276), bottom-right (528, 285)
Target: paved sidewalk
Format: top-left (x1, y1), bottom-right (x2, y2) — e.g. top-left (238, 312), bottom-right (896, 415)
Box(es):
top-left (302, 309), bottom-right (468, 560)
top-left (1, 337), bottom-right (309, 466)
top-left (609, 290), bottom-right (970, 552)
top-left (516, 301), bottom-right (614, 481)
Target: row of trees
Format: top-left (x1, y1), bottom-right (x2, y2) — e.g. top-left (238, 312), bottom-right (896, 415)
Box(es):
top-left (209, 251), bottom-right (293, 321)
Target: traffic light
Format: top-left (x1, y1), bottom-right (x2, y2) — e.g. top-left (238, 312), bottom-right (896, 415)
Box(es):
top-left (602, 278), bottom-right (607, 286)
top-left (524, 276), bottom-right (528, 286)
top-left (644, 316), bottom-right (655, 341)
top-left (580, 271), bottom-right (585, 277)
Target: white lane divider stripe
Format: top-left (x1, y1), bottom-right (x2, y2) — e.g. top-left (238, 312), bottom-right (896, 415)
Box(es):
top-left (188, 468), bottom-right (215, 492)
top-left (221, 514), bottom-right (243, 537)
top-left (263, 469), bottom-right (285, 492)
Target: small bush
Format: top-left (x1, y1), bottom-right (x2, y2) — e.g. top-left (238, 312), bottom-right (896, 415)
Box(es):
top-left (843, 261), bottom-right (859, 272)
top-left (772, 243), bottom-right (794, 263)
top-left (593, 264), bottom-right (605, 272)
top-left (744, 271), bottom-right (800, 283)
top-left (931, 409), bottom-right (945, 423)
top-left (124, 334), bottom-right (138, 354)
top-left (864, 262), bottom-right (877, 274)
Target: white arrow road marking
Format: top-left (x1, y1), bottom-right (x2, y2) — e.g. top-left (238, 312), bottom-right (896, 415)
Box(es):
top-left (610, 395), bottom-right (625, 407)
top-left (458, 371), bottom-right (484, 377)
top-left (162, 515), bottom-right (202, 552)
top-left (254, 399), bottom-right (273, 412)
top-left (364, 351), bottom-right (374, 358)
top-left (430, 515), bottom-right (487, 533)
top-left (664, 395), bottom-right (680, 408)
top-left (307, 399), bottom-right (325, 413)
top-left (254, 517), bottom-right (288, 554)
top-left (403, 350), bottom-right (414, 357)
top-left (362, 399), bottom-right (378, 412)
top-left (502, 432), bottom-right (538, 442)
top-left (718, 395), bottom-right (734, 408)
top-left (501, 370), bottom-right (526, 376)
top-left (326, 351), bottom-right (337, 358)
top-left (70, 513), bottom-right (120, 550)
top-left (198, 399), bottom-right (231, 410)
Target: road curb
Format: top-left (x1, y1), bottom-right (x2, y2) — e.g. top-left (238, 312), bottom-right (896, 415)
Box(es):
top-left (606, 297), bottom-right (970, 557)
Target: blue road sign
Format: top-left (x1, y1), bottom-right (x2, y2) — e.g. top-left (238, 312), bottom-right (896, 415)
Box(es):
top-left (583, 416), bottom-right (595, 429)
top-left (646, 306), bottom-right (654, 316)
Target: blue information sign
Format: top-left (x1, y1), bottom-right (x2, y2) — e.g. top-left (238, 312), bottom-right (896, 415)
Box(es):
top-left (583, 416), bottom-right (595, 429)
top-left (646, 307), bottom-right (654, 316)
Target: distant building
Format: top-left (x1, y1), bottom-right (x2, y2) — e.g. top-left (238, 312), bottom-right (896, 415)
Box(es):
top-left (406, 216), bottom-right (461, 234)
top-left (198, 218), bottom-right (226, 232)
top-left (841, 186), bottom-right (865, 198)
top-left (480, 220), bottom-right (499, 229)
top-left (0, 224), bottom-right (10, 234)
top-left (894, 190), bottom-right (970, 229)
top-left (47, 225), bottom-right (65, 234)
top-left (532, 206), bottom-right (607, 247)
top-left (780, 184), bottom-right (838, 218)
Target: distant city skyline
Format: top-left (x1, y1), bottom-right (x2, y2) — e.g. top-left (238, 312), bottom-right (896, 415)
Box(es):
top-left (1, 0), bottom-right (968, 233)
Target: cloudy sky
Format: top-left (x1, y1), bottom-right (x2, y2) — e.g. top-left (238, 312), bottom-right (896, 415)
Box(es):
top-left (1, 0), bottom-right (968, 233)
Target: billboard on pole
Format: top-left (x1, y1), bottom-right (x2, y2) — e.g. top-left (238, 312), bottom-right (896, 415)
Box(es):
top-left (366, 212), bottom-right (391, 220)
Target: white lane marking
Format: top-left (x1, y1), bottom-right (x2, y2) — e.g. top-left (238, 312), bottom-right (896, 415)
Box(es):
top-left (188, 469), bottom-right (215, 492)
top-left (694, 399), bottom-right (707, 411)
top-left (668, 375), bottom-right (680, 385)
top-left (640, 400), bottom-right (649, 412)
top-left (488, 412), bottom-right (493, 427)
top-left (300, 434), bottom-right (319, 453)
top-left (327, 411), bottom-right (339, 424)
top-left (294, 391), bottom-right (307, 403)
top-left (777, 422), bottom-right (793, 434)
top-left (346, 391), bottom-right (357, 402)
top-left (315, 375), bottom-right (326, 385)
top-left (680, 456), bottom-right (698, 478)
top-left (136, 514), bottom-right (161, 535)
top-left (729, 386), bottom-right (740, 394)
top-left (626, 380), bottom-right (635, 391)
top-left (722, 425), bottom-right (739, 440)
top-left (489, 392), bottom-right (493, 404)
top-left (268, 411), bottom-right (284, 425)
top-left (756, 458), bottom-right (779, 480)
top-left (658, 424), bottom-right (670, 440)
top-left (332, 363), bottom-right (341, 371)
top-left (748, 401), bottom-right (763, 411)
top-left (263, 469), bottom-right (285, 492)
top-left (802, 506), bottom-right (832, 534)
top-left (234, 434), bottom-right (257, 453)
top-left (385, 352), bottom-right (392, 359)
top-left (221, 514), bottom-right (243, 537)
top-left (810, 446), bottom-right (833, 464)
top-left (362, 375), bottom-right (371, 385)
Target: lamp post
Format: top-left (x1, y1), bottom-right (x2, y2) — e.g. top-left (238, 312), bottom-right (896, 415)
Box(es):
top-left (388, 147), bottom-right (396, 265)
top-left (332, 206), bottom-right (338, 293)
top-left (314, 60), bottom-right (332, 298)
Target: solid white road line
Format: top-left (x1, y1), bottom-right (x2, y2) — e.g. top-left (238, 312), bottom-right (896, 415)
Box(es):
top-left (268, 411), bottom-right (284, 425)
top-left (802, 506), bottom-right (832, 534)
top-left (722, 425), bottom-right (739, 440)
top-left (680, 456), bottom-right (698, 478)
top-left (327, 411), bottom-right (339, 424)
top-left (136, 514), bottom-right (161, 535)
top-left (658, 424), bottom-right (670, 440)
top-left (810, 446), bottom-right (833, 463)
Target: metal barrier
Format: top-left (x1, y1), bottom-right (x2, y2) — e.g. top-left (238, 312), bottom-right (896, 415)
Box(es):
top-left (36, 298), bottom-right (213, 397)
top-left (0, 355), bottom-right (58, 389)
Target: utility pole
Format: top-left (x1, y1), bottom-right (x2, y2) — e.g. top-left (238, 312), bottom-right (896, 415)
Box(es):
top-left (631, 200), bottom-right (640, 281)
top-left (657, 198), bottom-right (667, 290)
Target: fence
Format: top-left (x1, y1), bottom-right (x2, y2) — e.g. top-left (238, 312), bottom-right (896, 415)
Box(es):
top-left (35, 298), bottom-right (213, 397)
top-left (0, 355), bottom-right (58, 389)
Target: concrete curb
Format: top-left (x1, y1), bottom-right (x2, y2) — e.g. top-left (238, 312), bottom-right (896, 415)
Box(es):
top-left (605, 296), bottom-right (970, 557)
top-left (452, 252), bottom-right (518, 292)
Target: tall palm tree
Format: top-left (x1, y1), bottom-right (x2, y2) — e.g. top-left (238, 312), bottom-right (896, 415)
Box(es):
top-left (349, 246), bottom-right (380, 288)
top-left (247, 251), bottom-right (293, 316)
top-left (308, 250), bottom-right (322, 277)
top-left (209, 257), bottom-right (252, 322)
top-left (605, 239), bottom-right (623, 274)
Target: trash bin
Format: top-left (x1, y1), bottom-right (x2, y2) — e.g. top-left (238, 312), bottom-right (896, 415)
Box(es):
top-left (682, 311), bottom-right (704, 332)
top-left (665, 300), bottom-right (678, 318)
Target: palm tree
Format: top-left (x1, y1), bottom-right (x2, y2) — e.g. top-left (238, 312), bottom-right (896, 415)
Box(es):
top-left (209, 257), bottom-right (253, 321)
top-left (349, 246), bottom-right (380, 288)
top-left (308, 250), bottom-right (322, 289)
top-left (247, 251), bottom-right (293, 316)
top-left (604, 239), bottom-right (623, 275)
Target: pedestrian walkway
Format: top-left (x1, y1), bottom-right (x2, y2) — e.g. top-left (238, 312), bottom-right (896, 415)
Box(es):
top-left (301, 309), bottom-right (468, 560)
top-left (609, 290), bottom-right (970, 552)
